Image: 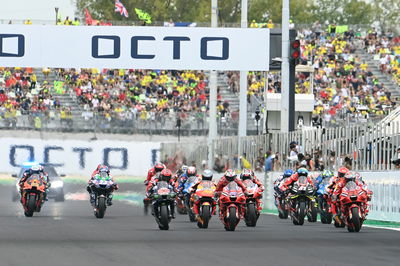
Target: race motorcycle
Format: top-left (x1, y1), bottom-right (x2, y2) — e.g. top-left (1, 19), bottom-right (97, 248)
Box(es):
top-left (288, 176), bottom-right (317, 225)
top-left (151, 181), bottom-right (176, 230)
top-left (183, 175), bottom-right (200, 222)
top-left (243, 179), bottom-right (263, 227)
top-left (219, 182), bottom-right (246, 231)
top-left (339, 181), bottom-right (369, 232)
top-left (190, 180), bottom-right (216, 229)
top-left (20, 173), bottom-right (47, 217)
top-left (275, 192), bottom-right (289, 219)
top-left (89, 172), bottom-right (114, 219)
top-left (317, 178), bottom-right (333, 224)
top-left (175, 175), bottom-right (187, 215)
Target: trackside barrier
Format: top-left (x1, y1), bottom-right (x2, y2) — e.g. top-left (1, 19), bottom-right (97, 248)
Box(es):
top-left (161, 121), bottom-right (400, 172)
top-left (263, 171), bottom-right (400, 223)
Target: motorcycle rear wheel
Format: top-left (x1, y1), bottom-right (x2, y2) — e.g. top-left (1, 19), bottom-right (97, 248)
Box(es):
top-left (245, 203), bottom-right (258, 227)
top-left (159, 205), bottom-right (170, 230)
top-left (308, 202), bottom-right (318, 222)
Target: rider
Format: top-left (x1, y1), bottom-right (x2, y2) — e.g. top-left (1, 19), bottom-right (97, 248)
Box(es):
top-left (145, 163), bottom-right (166, 186)
top-left (174, 165), bottom-right (188, 182)
top-left (331, 171), bottom-right (372, 221)
top-left (326, 167), bottom-right (349, 217)
top-left (177, 166), bottom-right (197, 194)
top-left (19, 165), bottom-right (50, 201)
top-left (240, 169), bottom-right (265, 212)
top-left (274, 169), bottom-right (294, 195)
top-left (279, 167), bottom-right (314, 192)
top-left (146, 168), bottom-right (176, 218)
top-left (87, 165), bottom-right (118, 206)
top-left (189, 169), bottom-right (216, 220)
top-left (315, 169), bottom-right (334, 188)
top-left (215, 169), bottom-right (248, 217)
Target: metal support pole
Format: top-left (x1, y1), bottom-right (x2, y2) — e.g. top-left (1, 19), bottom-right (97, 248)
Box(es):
top-left (238, 0), bottom-right (248, 169)
top-left (208, 0), bottom-right (218, 169)
top-left (281, 0), bottom-right (290, 132)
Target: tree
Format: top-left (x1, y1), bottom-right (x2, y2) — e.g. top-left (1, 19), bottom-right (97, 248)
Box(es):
top-left (372, 0), bottom-right (400, 32)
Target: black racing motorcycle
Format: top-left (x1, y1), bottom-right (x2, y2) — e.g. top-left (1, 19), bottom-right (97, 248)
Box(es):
top-left (288, 176), bottom-right (317, 225)
top-left (151, 181), bottom-right (176, 230)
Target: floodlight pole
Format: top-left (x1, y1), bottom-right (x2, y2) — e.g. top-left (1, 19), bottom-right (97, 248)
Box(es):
top-left (208, 0), bottom-right (218, 170)
top-left (281, 0), bottom-right (290, 132)
top-left (237, 0), bottom-right (248, 169)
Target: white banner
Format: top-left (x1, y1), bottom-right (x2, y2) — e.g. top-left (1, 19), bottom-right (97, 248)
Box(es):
top-left (0, 138), bottom-right (160, 176)
top-left (0, 25), bottom-right (270, 71)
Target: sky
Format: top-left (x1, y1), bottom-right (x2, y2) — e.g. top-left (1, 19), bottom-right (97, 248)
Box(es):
top-left (0, 0), bottom-right (76, 22)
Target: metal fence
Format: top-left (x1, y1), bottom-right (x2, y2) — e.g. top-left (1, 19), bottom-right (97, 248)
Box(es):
top-left (161, 121), bottom-right (400, 172)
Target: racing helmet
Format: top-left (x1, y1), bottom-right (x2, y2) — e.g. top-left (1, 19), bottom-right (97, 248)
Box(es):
top-left (181, 165), bottom-right (188, 173)
top-left (297, 168), bottom-right (309, 177)
top-left (154, 163), bottom-right (166, 173)
top-left (160, 169), bottom-right (172, 182)
top-left (99, 165), bottom-right (109, 173)
top-left (224, 169), bottom-right (237, 182)
top-left (29, 165), bottom-right (43, 175)
top-left (187, 166), bottom-right (197, 177)
top-left (202, 169), bottom-right (213, 181)
top-left (322, 170), bottom-right (333, 179)
top-left (240, 169), bottom-right (252, 181)
top-left (338, 167), bottom-right (349, 178)
top-left (344, 172), bottom-right (356, 182)
top-left (283, 169), bottom-right (294, 178)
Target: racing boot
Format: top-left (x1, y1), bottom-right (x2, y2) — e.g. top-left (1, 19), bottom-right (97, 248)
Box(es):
top-left (90, 193), bottom-right (96, 205)
top-left (107, 194), bottom-right (113, 206)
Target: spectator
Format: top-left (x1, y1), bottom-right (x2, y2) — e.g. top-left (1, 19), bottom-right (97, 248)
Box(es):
top-left (264, 151), bottom-right (274, 172)
top-left (391, 147), bottom-right (400, 168)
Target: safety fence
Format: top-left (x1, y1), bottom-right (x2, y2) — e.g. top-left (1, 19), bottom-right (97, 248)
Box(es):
top-left (161, 121), bottom-right (400, 172)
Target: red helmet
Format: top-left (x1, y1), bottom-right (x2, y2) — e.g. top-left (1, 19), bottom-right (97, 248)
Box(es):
top-left (240, 169), bottom-right (252, 181)
top-left (187, 166), bottom-right (197, 177)
top-left (338, 167), bottom-right (349, 178)
top-left (160, 169), bottom-right (172, 182)
top-left (224, 169), bottom-right (237, 182)
top-left (154, 163), bottom-right (166, 173)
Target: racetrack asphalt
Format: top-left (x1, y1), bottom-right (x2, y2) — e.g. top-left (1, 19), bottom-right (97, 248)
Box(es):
top-left (0, 184), bottom-right (399, 266)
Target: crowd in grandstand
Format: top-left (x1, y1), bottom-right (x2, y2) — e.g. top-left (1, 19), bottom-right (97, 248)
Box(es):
top-left (55, 68), bottom-right (211, 130)
top-left (364, 30), bottom-right (400, 87)
top-left (247, 25), bottom-right (399, 126)
top-left (1, 20), bottom-right (399, 131)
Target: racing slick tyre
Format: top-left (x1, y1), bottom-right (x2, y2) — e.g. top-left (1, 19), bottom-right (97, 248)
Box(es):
top-left (351, 207), bottom-right (361, 232)
top-left (226, 207), bottom-right (238, 231)
top-left (95, 197), bottom-right (106, 219)
top-left (159, 205), bottom-right (170, 230)
top-left (245, 203), bottom-right (258, 227)
top-left (297, 201), bottom-right (306, 225)
top-left (198, 205), bottom-right (211, 229)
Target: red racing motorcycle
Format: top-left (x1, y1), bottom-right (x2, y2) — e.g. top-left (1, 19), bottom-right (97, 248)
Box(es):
top-left (219, 182), bottom-right (246, 231)
top-left (339, 181), bottom-right (369, 232)
top-left (243, 179), bottom-right (263, 227)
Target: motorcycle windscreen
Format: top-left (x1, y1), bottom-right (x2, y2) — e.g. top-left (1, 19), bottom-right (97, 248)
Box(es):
top-left (344, 181), bottom-right (358, 190)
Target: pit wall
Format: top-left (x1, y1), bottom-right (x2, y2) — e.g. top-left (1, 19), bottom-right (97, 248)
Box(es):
top-left (263, 172), bottom-right (400, 222)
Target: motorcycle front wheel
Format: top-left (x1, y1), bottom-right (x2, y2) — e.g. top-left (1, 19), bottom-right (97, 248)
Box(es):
top-left (226, 206), bottom-right (238, 231)
top-left (95, 197), bottom-right (106, 219)
top-left (350, 207), bottom-right (361, 232)
top-left (198, 204), bottom-right (211, 229)
top-left (297, 201), bottom-right (306, 225)
top-left (24, 194), bottom-right (36, 217)
top-left (245, 203), bottom-right (258, 227)
top-left (159, 204), bottom-right (170, 230)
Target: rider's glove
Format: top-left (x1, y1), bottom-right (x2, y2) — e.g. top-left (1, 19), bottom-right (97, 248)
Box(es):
top-left (144, 180), bottom-right (149, 185)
